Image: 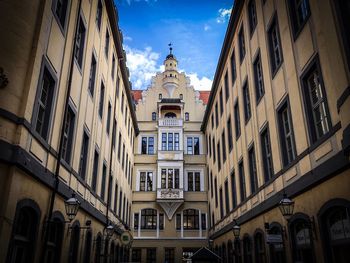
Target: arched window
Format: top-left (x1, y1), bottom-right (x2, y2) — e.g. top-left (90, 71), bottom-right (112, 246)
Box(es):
top-left (227, 240), bottom-right (234, 262)
top-left (83, 231), bottom-right (92, 263)
top-left (141, 208), bottom-right (157, 229)
top-left (268, 223), bottom-right (286, 263)
top-left (152, 112), bottom-right (156, 121)
top-left (319, 199), bottom-right (350, 263)
top-left (288, 213), bottom-right (315, 263)
top-left (95, 234), bottom-right (102, 263)
top-left (45, 211), bottom-right (65, 263)
top-left (165, 112), bottom-right (176, 118)
top-left (254, 230), bottom-right (266, 263)
top-left (183, 209), bottom-right (199, 230)
top-left (185, 112), bottom-right (189, 121)
top-left (68, 221), bottom-right (80, 263)
top-left (234, 239), bottom-right (242, 263)
top-left (6, 199), bottom-right (41, 263)
top-left (243, 235), bottom-right (253, 263)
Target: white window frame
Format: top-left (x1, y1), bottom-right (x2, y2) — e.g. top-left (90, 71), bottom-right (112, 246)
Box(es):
top-left (184, 168), bottom-right (204, 191)
top-left (184, 134), bottom-right (202, 155)
top-left (138, 134), bottom-right (156, 154)
top-left (136, 169), bottom-right (156, 191)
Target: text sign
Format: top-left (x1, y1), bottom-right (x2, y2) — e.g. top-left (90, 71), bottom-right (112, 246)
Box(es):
top-left (266, 234), bottom-right (283, 244)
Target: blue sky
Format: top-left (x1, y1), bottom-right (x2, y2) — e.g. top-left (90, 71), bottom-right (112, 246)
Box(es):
top-left (114, 0), bottom-right (232, 90)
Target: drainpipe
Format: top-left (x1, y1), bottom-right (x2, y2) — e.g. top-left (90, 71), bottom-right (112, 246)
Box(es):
top-left (40, 0), bottom-right (82, 261)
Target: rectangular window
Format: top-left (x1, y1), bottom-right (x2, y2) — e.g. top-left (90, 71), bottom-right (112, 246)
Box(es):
top-left (238, 161), bottom-right (246, 202)
top-left (211, 114), bottom-right (214, 129)
top-left (227, 117), bottom-right (233, 152)
top-left (215, 102), bottom-right (219, 127)
top-left (74, 17), bottom-right (86, 68)
top-left (230, 171), bottom-right (237, 208)
top-left (62, 106), bottom-right (75, 164)
top-left (239, 26), bottom-right (246, 62)
top-left (105, 30), bottom-right (109, 57)
top-left (174, 133), bottom-right (179, 150)
top-left (118, 132), bottom-right (122, 161)
top-left (168, 133), bottom-right (173, 151)
top-left (219, 188), bottom-right (224, 218)
top-left (302, 60), bottom-right (331, 143)
top-left (248, 146), bottom-right (258, 194)
top-left (212, 137), bottom-right (216, 163)
top-left (210, 171), bottom-right (213, 198)
top-left (278, 100), bottom-right (296, 166)
top-left (141, 137), bottom-right (147, 154)
top-left (78, 131), bottom-right (89, 180)
top-left (187, 172), bottom-right (201, 191)
top-left (231, 50), bottom-right (237, 85)
top-left (159, 213), bottom-right (164, 230)
top-left (165, 248), bottom-right (175, 263)
top-left (162, 133), bottom-right (167, 150)
top-left (112, 120), bottom-right (117, 149)
top-left (225, 72), bottom-right (229, 101)
top-left (34, 67), bottom-right (56, 140)
top-left (100, 163), bottom-right (107, 200)
top-left (91, 149), bottom-right (99, 192)
top-left (209, 135), bottom-right (212, 158)
top-left (53, 0), bottom-right (69, 30)
top-left (98, 83), bottom-right (105, 118)
top-left (134, 213), bottom-right (139, 230)
top-left (268, 16), bottom-right (283, 74)
top-left (217, 141), bottom-right (221, 171)
top-left (214, 178), bottom-right (218, 208)
top-left (148, 137), bottom-right (154, 154)
top-left (224, 180), bottom-right (230, 214)
top-left (220, 89), bottom-right (224, 115)
top-left (96, 0), bottom-right (102, 30)
top-left (139, 172), bottom-right (153, 191)
top-left (186, 136), bottom-right (200, 155)
top-left (201, 213), bottom-right (207, 230)
top-left (234, 102), bottom-right (241, 139)
top-left (222, 131), bottom-right (227, 162)
top-left (118, 191), bottom-right (122, 216)
top-left (187, 137), bottom-right (193, 155)
top-left (114, 183), bottom-right (118, 212)
top-left (253, 53), bottom-right (265, 102)
top-left (122, 143), bottom-right (125, 170)
top-left (147, 248), bottom-right (156, 263)
top-left (176, 214), bottom-right (181, 230)
top-left (121, 93), bottom-right (124, 112)
top-left (116, 76), bottom-right (120, 98)
top-left (261, 126), bottom-right (274, 182)
top-left (243, 82), bottom-right (251, 122)
top-left (248, 0), bottom-right (257, 34)
top-left (112, 55), bottom-right (115, 78)
top-left (289, 0), bottom-right (310, 36)
top-left (161, 168), bottom-right (179, 189)
top-left (106, 102), bottom-right (111, 134)
top-left (88, 55), bottom-right (97, 96)
top-left (132, 249), bottom-right (141, 263)
top-left (141, 136), bottom-right (154, 154)
top-left (194, 137), bottom-right (199, 155)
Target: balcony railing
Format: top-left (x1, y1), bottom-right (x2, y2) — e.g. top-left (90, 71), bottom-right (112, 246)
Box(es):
top-left (158, 118), bottom-right (183, 127)
top-left (157, 188), bottom-right (184, 200)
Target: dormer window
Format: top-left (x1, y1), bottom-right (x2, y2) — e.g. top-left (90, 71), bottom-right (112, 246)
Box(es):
top-left (180, 94), bottom-right (183, 100)
top-left (152, 112), bottom-right (157, 121)
top-left (159, 94), bottom-right (162, 100)
top-left (185, 112), bottom-right (189, 121)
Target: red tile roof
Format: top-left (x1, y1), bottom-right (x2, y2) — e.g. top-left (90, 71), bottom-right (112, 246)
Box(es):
top-left (132, 90), bottom-right (143, 104)
top-left (199, 91), bottom-right (210, 105)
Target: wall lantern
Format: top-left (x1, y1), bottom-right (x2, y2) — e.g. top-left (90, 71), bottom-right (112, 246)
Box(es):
top-left (232, 219), bottom-right (241, 239)
top-left (64, 193), bottom-right (80, 222)
top-left (104, 224), bottom-right (115, 239)
top-left (278, 194), bottom-right (295, 220)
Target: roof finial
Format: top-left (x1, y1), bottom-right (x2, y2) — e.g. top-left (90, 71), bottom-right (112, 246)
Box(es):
top-left (168, 42), bottom-right (173, 54)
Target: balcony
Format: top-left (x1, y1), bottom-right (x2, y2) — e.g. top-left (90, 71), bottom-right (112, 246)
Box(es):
top-left (163, 75), bottom-right (179, 87)
top-left (157, 188), bottom-right (184, 220)
top-left (159, 118), bottom-right (183, 127)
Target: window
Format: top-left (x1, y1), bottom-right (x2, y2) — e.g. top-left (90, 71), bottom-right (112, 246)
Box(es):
top-left (302, 59), bottom-right (331, 143)
top-left (83, 231), bottom-right (92, 263)
top-left (53, 0), bottom-right (69, 30)
top-left (113, 183), bottom-right (118, 212)
top-left (88, 55), bottom-right (97, 96)
top-left (254, 232), bottom-right (266, 263)
top-left (165, 248), bottom-right (175, 263)
top-left (220, 89), bottom-right (224, 115)
top-left (248, 146), bottom-right (258, 194)
top-left (239, 160), bottom-right (246, 202)
top-left (152, 112), bottom-right (156, 121)
top-left (212, 137), bottom-right (216, 163)
top-left (141, 136), bottom-right (155, 154)
top-left (159, 93), bottom-right (162, 100)
top-left (243, 82), bottom-right (251, 122)
top-left (116, 76), bottom-right (120, 98)
top-left (289, 0), bottom-right (310, 36)
top-left (132, 249), bottom-right (141, 262)
top-left (201, 214), bottom-right (207, 230)
top-left (243, 236), bottom-right (253, 263)
top-left (230, 171), bottom-right (237, 209)
top-left (239, 26), bottom-right (246, 62)
top-left (248, 0), bottom-right (257, 34)
top-left (96, 0), bottom-right (102, 30)
top-left (118, 190), bottom-right (122, 216)
top-left (61, 106), bottom-right (75, 164)
top-left (117, 132), bottom-right (122, 161)
top-left (222, 131), bottom-right (227, 162)
top-left (79, 131), bottom-right (89, 180)
top-left (268, 16), bottom-right (283, 74)
top-left (161, 168), bottom-right (179, 189)
top-left (278, 100), bottom-right (296, 166)
top-left (234, 102), bottom-right (241, 139)
top-left (183, 209), bottom-right (199, 229)
top-left (227, 117), bottom-right (233, 152)
top-left (139, 171), bottom-right (153, 191)
top-left (122, 143), bottom-right (125, 170)
top-left (112, 55), bottom-right (115, 78)
top-left (106, 102), bottom-right (111, 134)
top-left (105, 30), bottom-right (109, 57)
top-left (161, 132), bottom-right (179, 151)
top-left (185, 112), bottom-right (189, 121)
top-left (121, 93), bottom-right (124, 112)
top-left (215, 103), bottom-right (219, 127)
top-left (187, 136), bottom-right (199, 155)
top-left (217, 141), bottom-right (221, 171)
top-left (100, 163), bottom-right (107, 200)
top-left (219, 188), bottom-right (224, 218)
top-left (261, 126), bottom-right (274, 182)
top-left (68, 224), bottom-right (80, 263)
top-left (141, 209), bottom-right (157, 229)
top-left (187, 171), bottom-right (201, 191)
top-left (98, 82), bottom-right (105, 118)
top-left (74, 17), bottom-right (86, 68)
top-left (146, 248), bottom-right (156, 263)
top-left (133, 213), bottom-right (139, 230)
top-left (214, 178), bottom-right (218, 207)
top-left (231, 50), bottom-right (237, 85)
top-left (34, 66), bottom-right (56, 140)
top-left (211, 114), bottom-right (214, 129)
top-left (225, 72), bottom-right (229, 101)
top-left (7, 201), bottom-right (40, 263)
top-left (253, 53), bottom-right (265, 102)
top-left (224, 180), bottom-right (230, 214)
top-left (159, 213), bottom-right (164, 230)
top-left (112, 120), bottom-right (117, 149)
top-left (210, 171), bottom-right (213, 198)
top-left (91, 149), bottom-right (99, 191)
top-left (180, 94), bottom-right (183, 100)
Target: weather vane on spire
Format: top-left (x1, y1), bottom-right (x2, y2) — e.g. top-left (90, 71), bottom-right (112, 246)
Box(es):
top-left (168, 42), bottom-right (173, 54)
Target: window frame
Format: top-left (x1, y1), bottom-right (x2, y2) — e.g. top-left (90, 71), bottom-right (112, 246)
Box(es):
top-left (288, 0), bottom-right (311, 39)
top-left (267, 14), bottom-right (283, 76)
top-left (52, 0), bottom-right (70, 33)
top-left (253, 51), bottom-right (265, 104)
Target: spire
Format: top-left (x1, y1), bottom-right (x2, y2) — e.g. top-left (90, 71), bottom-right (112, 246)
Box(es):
top-left (166, 42), bottom-right (175, 60)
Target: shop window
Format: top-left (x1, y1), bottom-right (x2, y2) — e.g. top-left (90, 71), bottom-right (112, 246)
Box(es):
top-left (83, 231), bottom-right (92, 263)
top-left (268, 223), bottom-right (286, 263)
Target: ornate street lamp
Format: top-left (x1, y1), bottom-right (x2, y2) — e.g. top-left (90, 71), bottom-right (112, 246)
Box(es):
top-left (279, 194), bottom-right (295, 220)
top-left (232, 219), bottom-right (240, 239)
top-left (104, 224), bottom-right (115, 239)
top-left (64, 193), bottom-right (80, 222)
top-left (208, 239), bottom-right (214, 249)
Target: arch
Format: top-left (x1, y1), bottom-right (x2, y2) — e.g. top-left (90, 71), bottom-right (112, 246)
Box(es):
top-left (165, 112), bottom-right (177, 118)
top-left (318, 198), bottom-right (350, 263)
top-left (95, 233), bottom-right (102, 263)
top-left (253, 229), bottom-right (266, 263)
top-left (243, 234), bottom-right (253, 263)
top-left (68, 220), bottom-right (80, 263)
top-left (83, 230), bottom-right (92, 263)
top-left (45, 210), bottom-right (65, 263)
top-left (6, 199), bottom-right (41, 263)
top-left (268, 222), bottom-right (286, 263)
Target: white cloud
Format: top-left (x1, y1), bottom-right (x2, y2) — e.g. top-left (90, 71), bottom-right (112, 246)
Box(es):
top-left (217, 7), bottom-right (232, 23)
top-left (124, 35), bottom-right (133, 41)
top-left (187, 73), bottom-right (212, 91)
top-left (204, 24), bottom-right (211, 31)
top-left (125, 0), bottom-right (157, 5)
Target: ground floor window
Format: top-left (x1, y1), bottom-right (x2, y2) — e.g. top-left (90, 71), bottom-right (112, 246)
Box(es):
top-left (141, 209), bottom-right (157, 229)
top-left (254, 231), bottom-right (266, 263)
top-left (183, 209), bottom-right (199, 230)
top-left (132, 248), bottom-right (141, 262)
top-left (146, 248), bottom-right (156, 263)
top-left (165, 248), bottom-right (175, 263)
top-left (268, 224), bottom-right (286, 263)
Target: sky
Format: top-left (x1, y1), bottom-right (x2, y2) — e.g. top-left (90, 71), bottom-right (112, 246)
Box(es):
top-left (114, 0), bottom-right (233, 90)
